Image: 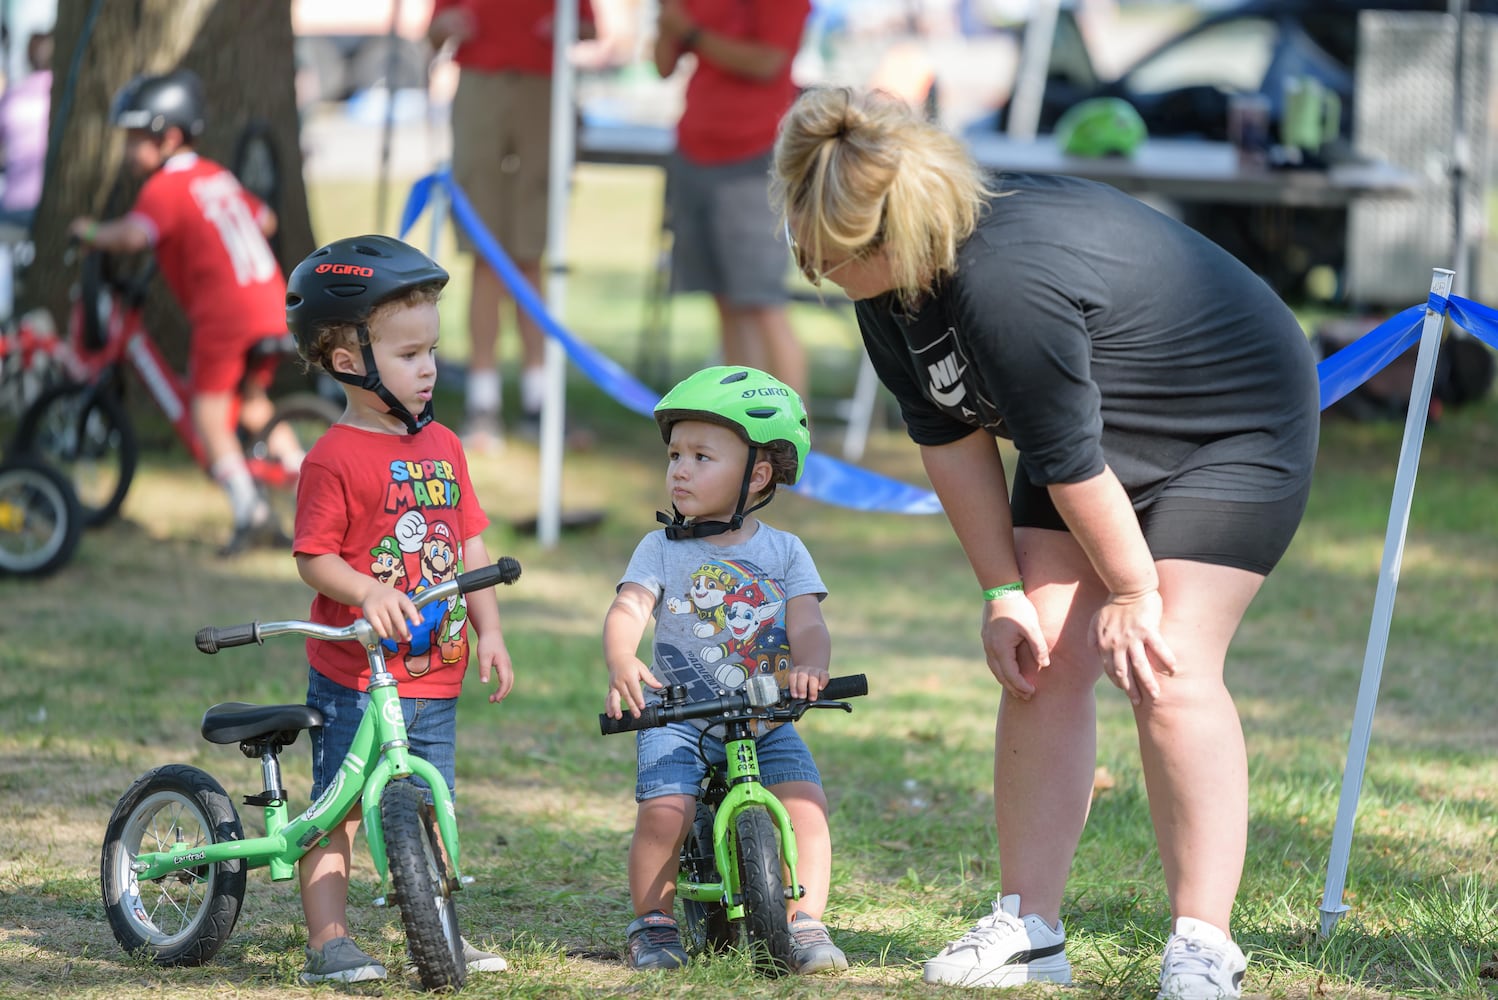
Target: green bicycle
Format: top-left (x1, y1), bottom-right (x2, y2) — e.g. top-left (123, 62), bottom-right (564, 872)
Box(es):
top-left (99, 558), bottom-right (522, 991)
top-left (599, 671), bottom-right (867, 975)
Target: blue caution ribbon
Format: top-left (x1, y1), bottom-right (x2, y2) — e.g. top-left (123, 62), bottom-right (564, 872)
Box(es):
top-left (401, 171), bottom-right (1488, 518)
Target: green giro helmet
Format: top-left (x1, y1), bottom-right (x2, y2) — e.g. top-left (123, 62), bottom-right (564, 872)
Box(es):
top-left (654, 366), bottom-right (810, 485)
top-left (1055, 97), bottom-right (1147, 158)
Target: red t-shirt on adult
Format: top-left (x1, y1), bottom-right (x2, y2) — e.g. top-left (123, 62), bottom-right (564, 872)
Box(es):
top-left (431, 0), bottom-right (595, 76)
top-left (126, 153), bottom-right (286, 342)
top-left (676, 0), bottom-right (809, 165)
top-left (294, 422), bottom-right (491, 699)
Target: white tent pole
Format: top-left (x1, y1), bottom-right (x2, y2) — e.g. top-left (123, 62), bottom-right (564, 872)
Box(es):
top-left (1007, 0), bottom-right (1060, 140)
top-left (1447, 0), bottom-right (1470, 297)
top-left (1318, 266), bottom-right (1454, 939)
top-left (537, 0), bottom-right (579, 547)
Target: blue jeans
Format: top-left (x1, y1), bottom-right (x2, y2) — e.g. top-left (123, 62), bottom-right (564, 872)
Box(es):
top-left (635, 720), bottom-right (821, 802)
top-left (306, 667), bottom-right (458, 806)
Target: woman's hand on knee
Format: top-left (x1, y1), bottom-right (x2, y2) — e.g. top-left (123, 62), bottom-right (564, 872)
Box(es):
top-left (1090, 588), bottom-right (1176, 705)
top-left (980, 596), bottom-right (1050, 700)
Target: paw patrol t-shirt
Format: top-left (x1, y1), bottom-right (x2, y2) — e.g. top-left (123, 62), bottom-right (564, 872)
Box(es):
top-left (619, 522), bottom-right (826, 715)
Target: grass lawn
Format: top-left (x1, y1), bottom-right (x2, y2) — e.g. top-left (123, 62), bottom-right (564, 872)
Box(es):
top-left (0, 166), bottom-right (1494, 999)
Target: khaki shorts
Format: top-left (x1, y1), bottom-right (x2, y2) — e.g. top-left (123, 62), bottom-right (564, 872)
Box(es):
top-left (450, 69), bottom-right (551, 262)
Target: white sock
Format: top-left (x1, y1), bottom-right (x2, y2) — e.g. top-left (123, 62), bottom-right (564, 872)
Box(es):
top-left (521, 366), bottom-right (547, 415)
top-left (212, 455), bottom-right (262, 526)
top-left (466, 368), bottom-right (501, 414)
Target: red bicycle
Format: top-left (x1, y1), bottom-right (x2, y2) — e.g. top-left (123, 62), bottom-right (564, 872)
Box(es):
top-left (10, 252), bottom-right (340, 528)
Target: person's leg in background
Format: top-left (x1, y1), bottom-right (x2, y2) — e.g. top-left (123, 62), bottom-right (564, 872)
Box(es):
top-left (707, 154), bottom-right (806, 398)
top-left (505, 72), bottom-right (554, 439)
top-left (451, 66), bottom-right (510, 451)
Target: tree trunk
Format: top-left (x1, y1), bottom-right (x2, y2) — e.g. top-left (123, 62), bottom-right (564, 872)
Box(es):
top-left (26, 0), bottom-right (314, 396)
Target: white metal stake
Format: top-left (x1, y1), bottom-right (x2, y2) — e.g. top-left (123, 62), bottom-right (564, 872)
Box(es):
top-left (1318, 267), bottom-right (1454, 939)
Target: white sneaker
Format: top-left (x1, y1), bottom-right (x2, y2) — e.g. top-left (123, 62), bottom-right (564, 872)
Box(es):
top-left (922, 893), bottom-right (1071, 987)
top-left (1157, 917), bottom-right (1247, 999)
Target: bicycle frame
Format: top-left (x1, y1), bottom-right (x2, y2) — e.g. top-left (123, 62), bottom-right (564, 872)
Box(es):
top-left (125, 564), bottom-right (525, 892)
top-left (129, 621), bottom-right (460, 889)
top-left (54, 255), bottom-right (298, 486)
top-left (677, 720), bottom-right (802, 923)
top-left (600, 673), bottom-right (868, 927)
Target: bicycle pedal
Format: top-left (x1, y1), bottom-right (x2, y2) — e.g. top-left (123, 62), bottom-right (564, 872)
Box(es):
top-left (373, 895), bottom-right (387, 907)
top-left (459, 875), bottom-right (475, 886)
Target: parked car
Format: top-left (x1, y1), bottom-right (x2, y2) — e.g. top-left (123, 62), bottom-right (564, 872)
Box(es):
top-left (974, 0), bottom-right (1497, 299)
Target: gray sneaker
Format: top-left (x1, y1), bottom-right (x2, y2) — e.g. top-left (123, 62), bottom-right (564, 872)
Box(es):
top-left (299, 936), bottom-right (388, 984)
top-left (789, 911), bottom-right (848, 974)
top-left (462, 937), bottom-right (508, 973)
top-left (625, 910), bottom-right (688, 970)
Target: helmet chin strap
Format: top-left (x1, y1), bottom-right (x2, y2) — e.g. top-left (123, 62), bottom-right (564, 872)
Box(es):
top-left (657, 446), bottom-right (775, 540)
top-left (326, 325), bottom-right (432, 434)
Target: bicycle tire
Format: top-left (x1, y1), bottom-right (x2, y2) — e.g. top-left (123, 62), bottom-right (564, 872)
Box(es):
top-left (679, 799), bottom-right (734, 956)
top-left (734, 808), bottom-right (794, 977)
top-left (380, 779), bottom-right (466, 991)
top-left (16, 380), bottom-right (136, 527)
top-left (100, 764), bottom-right (246, 967)
top-left (246, 392), bottom-right (339, 527)
top-left (0, 453), bottom-right (81, 577)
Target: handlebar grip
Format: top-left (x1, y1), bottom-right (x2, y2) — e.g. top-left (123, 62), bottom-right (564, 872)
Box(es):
top-left (599, 704), bottom-right (663, 736)
top-left (457, 558), bottom-right (522, 593)
top-left (821, 674), bottom-right (868, 700)
top-left (195, 622), bottom-right (261, 654)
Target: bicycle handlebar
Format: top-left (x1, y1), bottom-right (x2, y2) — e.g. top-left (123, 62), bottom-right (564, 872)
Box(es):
top-left (598, 673), bottom-right (867, 736)
top-left (194, 557), bottom-right (522, 654)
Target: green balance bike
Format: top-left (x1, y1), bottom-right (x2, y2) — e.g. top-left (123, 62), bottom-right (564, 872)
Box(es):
top-left (599, 671), bottom-right (867, 975)
top-left (100, 558), bottom-right (522, 991)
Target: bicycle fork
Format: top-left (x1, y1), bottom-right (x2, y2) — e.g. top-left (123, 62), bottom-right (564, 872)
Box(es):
top-left (678, 723), bottom-right (804, 921)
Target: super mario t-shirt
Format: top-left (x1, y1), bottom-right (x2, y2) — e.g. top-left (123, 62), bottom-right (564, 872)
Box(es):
top-left (294, 422), bottom-right (489, 698)
top-left (619, 522), bottom-right (826, 723)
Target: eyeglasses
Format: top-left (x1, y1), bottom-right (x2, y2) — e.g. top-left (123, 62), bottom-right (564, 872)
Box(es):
top-left (784, 219), bottom-right (869, 286)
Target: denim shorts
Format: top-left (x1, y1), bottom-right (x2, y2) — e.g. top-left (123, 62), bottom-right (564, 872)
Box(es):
top-left (306, 667), bottom-right (457, 806)
top-left (635, 720), bottom-right (821, 802)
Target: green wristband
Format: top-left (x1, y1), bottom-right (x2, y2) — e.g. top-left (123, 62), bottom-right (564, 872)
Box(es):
top-left (982, 582), bottom-right (1025, 601)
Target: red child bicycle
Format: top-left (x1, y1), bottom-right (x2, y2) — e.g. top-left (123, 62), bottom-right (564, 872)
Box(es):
top-left (10, 251), bottom-right (340, 529)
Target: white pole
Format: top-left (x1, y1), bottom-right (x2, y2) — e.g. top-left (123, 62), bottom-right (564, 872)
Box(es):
top-left (1007, 0), bottom-right (1060, 140)
top-left (1318, 266), bottom-right (1454, 939)
top-left (537, 0), bottom-right (579, 547)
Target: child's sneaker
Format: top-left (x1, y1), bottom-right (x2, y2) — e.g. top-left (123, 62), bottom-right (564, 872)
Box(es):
top-left (462, 937), bottom-right (508, 973)
top-left (789, 911), bottom-right (848, 974)
top-left (299, 936), bottom-right (388, 984)
top-left (625, 910), bottom-right (688, 970)
top-left (922, 893), bottom-right (1071, 987)
top-left (1157, 917), bottom-right (1247, 1000)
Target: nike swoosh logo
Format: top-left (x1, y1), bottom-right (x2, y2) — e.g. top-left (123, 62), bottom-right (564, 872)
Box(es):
top-left (930, 380), bottom-right (967, 406)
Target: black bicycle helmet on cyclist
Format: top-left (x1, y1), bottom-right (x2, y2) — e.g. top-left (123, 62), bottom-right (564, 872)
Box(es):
top-left (111, 69), bottom-right (207, 139)
top-left (286, 235), bottom-right (449, 434)
top-left (652, 365), bottom-right (811, 539)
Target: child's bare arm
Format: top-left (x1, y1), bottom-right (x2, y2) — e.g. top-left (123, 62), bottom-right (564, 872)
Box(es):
top-left (462, 535), bottom-right (513, 703)
top-left (296, 551), bottom-right (420, 641)
top-left (784, 593), bottom-right (831, 700)
top-left (68, 215), bottom-right (152, 254)
top-left (604, 582), bottom-right (661, 718)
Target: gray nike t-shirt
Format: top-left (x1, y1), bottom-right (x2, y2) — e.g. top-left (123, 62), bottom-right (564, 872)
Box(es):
top-left (855, 172), bottom-right (1320, 504)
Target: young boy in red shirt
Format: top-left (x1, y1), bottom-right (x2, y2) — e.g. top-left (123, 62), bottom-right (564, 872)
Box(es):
top-left (68, 69), bottom-right (294, 554)
top-left (285, 233), bottom-right (515, 982)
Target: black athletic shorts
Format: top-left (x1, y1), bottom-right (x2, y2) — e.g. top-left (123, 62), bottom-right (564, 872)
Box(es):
top-left (1009, 463), bottom-right (1312, 576)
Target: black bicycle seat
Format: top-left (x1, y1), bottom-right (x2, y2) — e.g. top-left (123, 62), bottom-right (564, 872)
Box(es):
top-left (200, 701), bottom-right (324, 745)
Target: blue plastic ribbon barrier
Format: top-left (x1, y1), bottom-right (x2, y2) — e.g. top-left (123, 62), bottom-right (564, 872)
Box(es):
top-left (401, 170), bottom-right (1492, 519)
top-left (1446, 295), bottom-right (1498, 351)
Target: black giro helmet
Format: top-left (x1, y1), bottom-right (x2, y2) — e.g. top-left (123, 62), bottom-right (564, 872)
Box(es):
top-left (111, 69), bottom-right (206, 138)
top-left (285, 234), bottom-right (449, 358)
